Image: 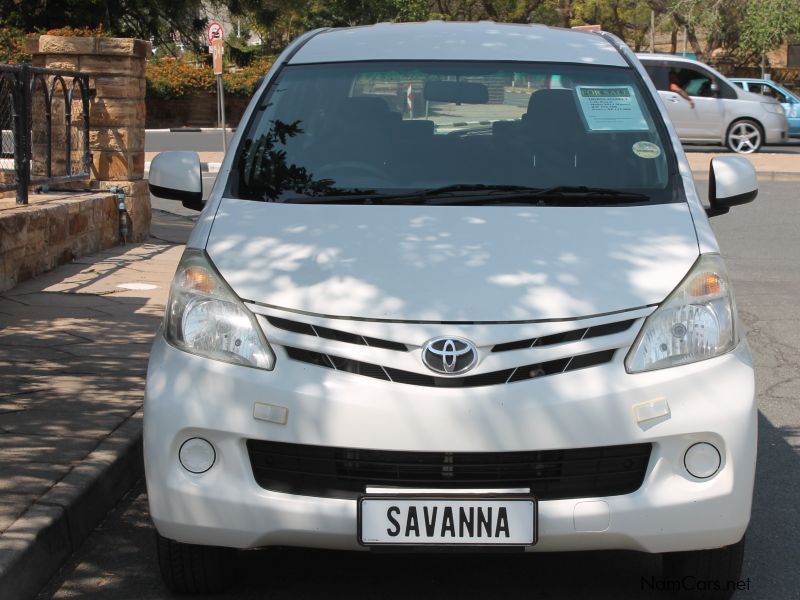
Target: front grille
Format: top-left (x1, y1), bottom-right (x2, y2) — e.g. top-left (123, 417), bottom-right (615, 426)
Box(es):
top-left (491, 319), bottom-right (637, 353)
top-left (266, 316), bottom-right (407, 352)
top-left (247, 440), bottom-right (652, 500)
top-left (285, 346), bottom-right (615, 387)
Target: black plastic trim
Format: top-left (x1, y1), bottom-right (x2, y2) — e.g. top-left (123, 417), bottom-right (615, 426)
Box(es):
top-left (148, 183), bottom-right (202, 204)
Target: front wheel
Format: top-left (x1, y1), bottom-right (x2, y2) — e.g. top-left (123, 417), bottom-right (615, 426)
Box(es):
top-left (661, 536), bottom-right (746, 600)
top-left (156, 531), bottom-right (237, 594)
top-left (726, 120), bottom-right (763, 153)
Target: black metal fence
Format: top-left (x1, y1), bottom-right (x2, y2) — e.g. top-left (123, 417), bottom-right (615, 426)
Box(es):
top-left (0, 64), bottom-right (91, 205)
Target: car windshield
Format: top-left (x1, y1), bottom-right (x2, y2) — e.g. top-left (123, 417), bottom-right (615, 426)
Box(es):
top-left (232, 61), bottom-right (675, 205)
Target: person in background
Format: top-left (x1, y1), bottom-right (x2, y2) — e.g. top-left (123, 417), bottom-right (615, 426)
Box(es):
top-left (668, 70), bottom-right (695, 109)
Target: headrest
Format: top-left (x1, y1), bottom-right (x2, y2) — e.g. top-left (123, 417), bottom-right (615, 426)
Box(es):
top-left (339, 96), bottom-right (391, 121)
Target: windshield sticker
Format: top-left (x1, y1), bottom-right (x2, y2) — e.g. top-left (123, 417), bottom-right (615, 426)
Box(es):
top-left (632, 141), bottom-right (661, 159)
top-left (575, 85), bottom-right (649, 131)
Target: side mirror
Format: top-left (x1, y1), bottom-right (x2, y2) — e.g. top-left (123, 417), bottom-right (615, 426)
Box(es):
top-left (148, 151), bottom-right (203, 211)
top-left (707, 156), bottom-right (757, 217)
top-left (710, 82), bottom-right (720, 97)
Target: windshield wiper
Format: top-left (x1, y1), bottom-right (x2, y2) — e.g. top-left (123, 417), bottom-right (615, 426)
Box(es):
top-left (276, 184), bottom-right (650, 205)
top-left (278, 184), bottom-right (539, 204)
top-left (424, 185), bottom-right (651, 206)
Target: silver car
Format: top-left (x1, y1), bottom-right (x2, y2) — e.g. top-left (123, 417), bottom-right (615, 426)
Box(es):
top-left (638, 54), bottom-right (788, 153)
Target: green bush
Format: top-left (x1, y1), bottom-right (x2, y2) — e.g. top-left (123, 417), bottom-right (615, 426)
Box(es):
top-left (0, 27), bottom-right (30, 64)
top-left (146, 55), bottom-right (273, 99)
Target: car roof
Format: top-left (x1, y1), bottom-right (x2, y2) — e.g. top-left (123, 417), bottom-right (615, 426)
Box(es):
top-left (635, 53), bottom-right (708, 67)
top-left (289, 21), bottom-right (628, 67)
top-left (731, 78), bottom-right (781, 84)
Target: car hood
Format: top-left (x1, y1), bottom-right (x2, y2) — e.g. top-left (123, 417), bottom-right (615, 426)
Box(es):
top-left (206, 198), bottom-right (700, 322)
top-left (738, 88), bottom-right (780, 104)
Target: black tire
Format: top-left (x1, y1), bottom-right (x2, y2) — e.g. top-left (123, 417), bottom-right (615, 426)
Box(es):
top-left (662, 536), bottom-right (746, 600)
top-left (156, 530), bottom-right (237, 594)
top-left (726, 119), bottom-right (763, 154)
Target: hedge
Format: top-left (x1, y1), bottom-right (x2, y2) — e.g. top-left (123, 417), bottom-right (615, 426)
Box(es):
top-left (146, 55), bottom-right (273, 99)
top-left (0, 27), bottom-right (271, 99)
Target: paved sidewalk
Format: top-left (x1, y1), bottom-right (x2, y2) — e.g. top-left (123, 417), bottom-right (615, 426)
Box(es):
top-left (0, 211), bottom-right (191, 600)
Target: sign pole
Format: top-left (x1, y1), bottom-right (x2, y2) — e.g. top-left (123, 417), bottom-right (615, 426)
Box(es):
top-left (218, 75), bottom-right (227, 152)
top-left (211, 37), bottom-right (227, 153)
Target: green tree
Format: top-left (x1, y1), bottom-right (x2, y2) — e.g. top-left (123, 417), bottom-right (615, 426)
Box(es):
top-left (0, 0), bottom-right (210, 51)
top-left (739, 0), bottom-right (800, 73)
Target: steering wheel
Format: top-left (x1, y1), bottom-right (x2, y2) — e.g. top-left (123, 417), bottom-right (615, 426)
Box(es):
top-left (314, 161), bottom-right (391, 182)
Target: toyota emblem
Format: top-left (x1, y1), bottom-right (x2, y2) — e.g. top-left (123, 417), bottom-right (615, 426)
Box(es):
top-left (422, 337), bottom-right (478, 375)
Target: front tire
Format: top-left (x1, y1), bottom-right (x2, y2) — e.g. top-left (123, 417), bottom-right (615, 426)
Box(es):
top-left (156, 531), bottom-right (237, 594)
top-left (662, 536), bottom-right (746, 600)
top-left (726, 120), bottom-right (763, 154)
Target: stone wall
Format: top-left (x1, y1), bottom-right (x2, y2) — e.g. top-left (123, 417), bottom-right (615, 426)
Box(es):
top-left (146, 93), bottom-right (251, 129)
top-left (0, 36), bottom-right (152, 292)
top-left (0, 193), bottom-right (119, 290)
top-left (26, 35), bottom-right (151, 242)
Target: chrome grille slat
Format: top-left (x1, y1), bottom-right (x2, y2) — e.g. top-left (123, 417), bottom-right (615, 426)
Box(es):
top-left (283, 346), bottom-right (616, 388)
top-left (256, 309), bottom-right (644, 387)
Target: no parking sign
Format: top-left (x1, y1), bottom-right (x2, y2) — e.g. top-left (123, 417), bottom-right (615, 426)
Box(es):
top-left (207, 21), bottom-right (224, 52)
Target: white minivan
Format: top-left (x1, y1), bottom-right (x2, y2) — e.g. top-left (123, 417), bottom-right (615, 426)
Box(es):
top-left (638, 54), bottom-right (788, 153)
top-left (147, 22), bottom-right (758, 599)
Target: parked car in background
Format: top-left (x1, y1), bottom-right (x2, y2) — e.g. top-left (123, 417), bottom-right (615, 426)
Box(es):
top-left (147, 23), bottom-right (759, 599)
top-left (638, 54), bottom-right (788, 153)
top-left (731, 78), bottom-right (800, 138)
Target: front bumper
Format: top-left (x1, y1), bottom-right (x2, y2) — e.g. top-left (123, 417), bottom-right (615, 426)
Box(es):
top-left (762, 112), bottom-right (790, 144)
top-left (144, 336), bottom-right (756, 554)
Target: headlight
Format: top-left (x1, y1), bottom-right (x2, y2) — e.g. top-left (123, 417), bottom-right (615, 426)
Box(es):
top-left (165, 249), bottom-right (275, 369)
top-left (761, 102), bottom-right (785, 115)
top-left (625, 254), bottom-right (736, 373)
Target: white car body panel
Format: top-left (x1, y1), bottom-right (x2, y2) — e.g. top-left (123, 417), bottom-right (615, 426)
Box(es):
top-left (206, 200), bottom-right (699, 322)
top-left (290, 21), bottom-right (627, 67)
top-left (145, 337), bottom-right (756, 553)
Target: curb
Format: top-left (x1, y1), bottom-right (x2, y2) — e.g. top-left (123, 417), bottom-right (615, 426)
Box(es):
top-left (690, 170), bottom-right (800, 182)
top-left (146, 128), bottom-right (235, 133)
top-left (144, 162), bottom-right (222, 175)
top-left (0, 410), bottom-right (144, 600)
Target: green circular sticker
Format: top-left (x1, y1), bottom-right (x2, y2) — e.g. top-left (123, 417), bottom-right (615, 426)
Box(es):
top-left (632, 141), bottom-right (661, 159)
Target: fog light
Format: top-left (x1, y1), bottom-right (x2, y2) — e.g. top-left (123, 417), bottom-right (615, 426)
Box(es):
top-left (684, 442), bottom-right (721, 479)
top-left (179, 437), bottom-right (216, 474)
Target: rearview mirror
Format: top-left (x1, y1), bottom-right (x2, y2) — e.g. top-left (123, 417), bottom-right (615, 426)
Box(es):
top-left (424, 81), bottom-right (489, 104)
top-left (707, 156), bottom-right (757, 217)
top-left (148, 151), bottom-right (203, 211)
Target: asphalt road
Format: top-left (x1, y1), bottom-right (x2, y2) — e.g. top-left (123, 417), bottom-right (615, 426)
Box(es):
top-left (39, 182), bottom-right (800, 599)
top-left (144, 129), bottom-right (800, 155)
top-left (146, 130), bottom-right (235, 153)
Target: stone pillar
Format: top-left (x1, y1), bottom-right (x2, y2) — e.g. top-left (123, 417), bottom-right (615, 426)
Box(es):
top-left (26, 35), bottom-right (151, 241)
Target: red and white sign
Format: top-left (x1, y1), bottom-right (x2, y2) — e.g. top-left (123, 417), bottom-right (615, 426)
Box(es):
top-left (207, 21), bottom-right (224, 51)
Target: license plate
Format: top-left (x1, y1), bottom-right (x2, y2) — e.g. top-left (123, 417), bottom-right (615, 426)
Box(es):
top-left (358, 495), bottom-right (537, 546)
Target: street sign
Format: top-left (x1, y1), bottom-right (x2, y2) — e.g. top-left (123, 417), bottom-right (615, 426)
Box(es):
top-left (211, 38), bottom-right (224, 75)
top-left (207, 21), bottom-right (224, 52)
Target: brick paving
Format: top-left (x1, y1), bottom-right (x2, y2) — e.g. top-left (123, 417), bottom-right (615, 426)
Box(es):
top-left (0, 210), bottom-right (190, 600)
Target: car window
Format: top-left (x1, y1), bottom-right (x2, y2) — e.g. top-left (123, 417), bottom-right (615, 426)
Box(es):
top-left (642, 63), bottom-right (669, 91)
top-left (732, 81), bottom-right (745, 89)
top-left (232, 61), bottom-right (675, 204)
top-left (750, 82), bottom-right (789, 103)
top-left (669, 67), bottom-right (714, 97)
